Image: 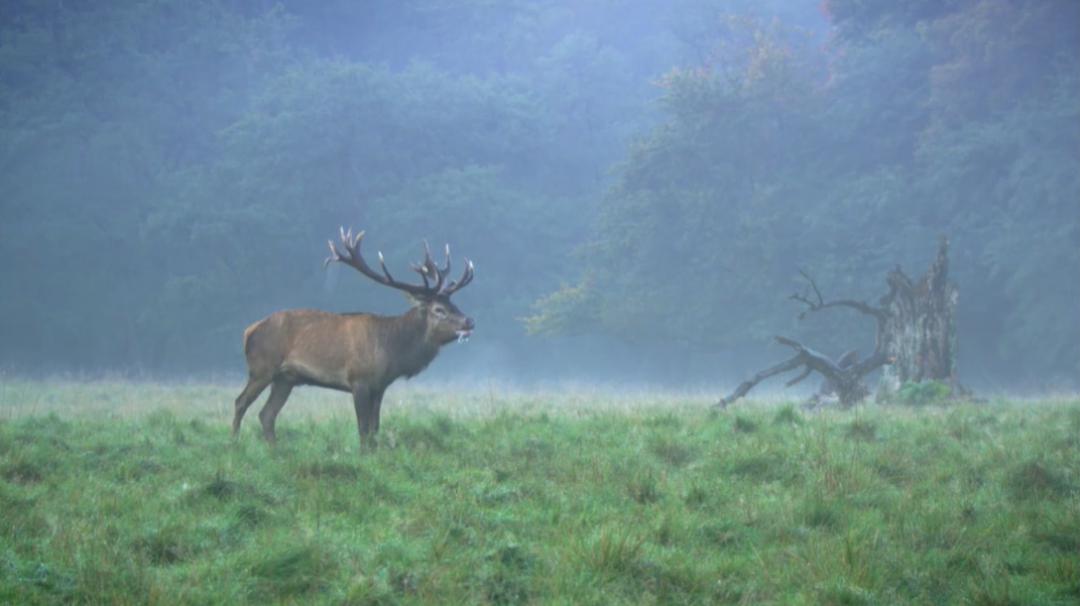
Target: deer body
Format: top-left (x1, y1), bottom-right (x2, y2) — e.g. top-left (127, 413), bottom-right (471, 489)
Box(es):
top-left (233, 229), bottom-right (474, 447)
top-left (244, 308), bottom-right (440, 390)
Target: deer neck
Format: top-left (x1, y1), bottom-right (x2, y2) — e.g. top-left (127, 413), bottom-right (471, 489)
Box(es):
top-left (383, 307), bottom-right (441, 380)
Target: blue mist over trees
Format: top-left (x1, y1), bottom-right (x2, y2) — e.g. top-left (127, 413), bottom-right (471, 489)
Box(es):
top-left (1, 0), bottom-right (1077, 391)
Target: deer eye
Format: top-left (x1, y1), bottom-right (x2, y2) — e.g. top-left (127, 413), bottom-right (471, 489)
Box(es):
top-left (433, 306), bottom-right (447, 318)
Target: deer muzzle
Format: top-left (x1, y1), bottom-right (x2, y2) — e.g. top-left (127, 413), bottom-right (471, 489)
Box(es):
top-left (455, 317), bottom-right (475, 343)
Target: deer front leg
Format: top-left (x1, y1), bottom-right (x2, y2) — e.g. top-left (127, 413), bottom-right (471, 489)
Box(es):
top-left (370, 386), bottom-right (387, 433)
top-left (351, 384), bottom-right (376, 450)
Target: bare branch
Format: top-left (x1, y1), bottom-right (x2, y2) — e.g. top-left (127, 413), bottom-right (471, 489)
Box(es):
top-left (790, 270), bottom-right (886, 321)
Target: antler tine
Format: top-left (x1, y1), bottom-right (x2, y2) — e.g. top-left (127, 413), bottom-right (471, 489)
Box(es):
top-left (324, 239), bottom-right (339, 268)
top-left (421, 240), bottom-right (445, 292)
top-left (324, 228), bottom-right (347, 267)
top-left (441, 244), bottom-right (452, 275)
top-left (410, 260), bottom-right (432, 289)
top-left (462, 259), bottom-right (474, 288)
top-left (376, 250), bottom-right (395, 282)
top-left (429, 262), bottom-right (445, 293)
top-left (409, 241), bottom-right (436, 289)
top-left (441, 258), bottom-right (475, 296)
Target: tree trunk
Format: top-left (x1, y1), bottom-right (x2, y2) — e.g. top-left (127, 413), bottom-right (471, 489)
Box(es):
top-left (879, 237), bottom-right (958, 393)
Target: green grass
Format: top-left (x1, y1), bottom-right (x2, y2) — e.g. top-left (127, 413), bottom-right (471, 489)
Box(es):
top-left (0, 379), bottom-right (1078, 604)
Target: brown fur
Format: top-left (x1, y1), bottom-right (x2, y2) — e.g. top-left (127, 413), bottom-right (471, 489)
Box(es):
top-left (233, 297), bottom-right (472, 447)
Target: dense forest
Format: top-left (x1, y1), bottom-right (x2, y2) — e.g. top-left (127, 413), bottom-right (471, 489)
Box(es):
top-left (1, 0), bottom-right (1077, 390)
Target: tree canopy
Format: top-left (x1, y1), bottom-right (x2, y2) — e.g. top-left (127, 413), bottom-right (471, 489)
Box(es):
top-left (1, 0), bottom-right (1076, 388)
top-left (529, 0), bottom-right (1080, 388)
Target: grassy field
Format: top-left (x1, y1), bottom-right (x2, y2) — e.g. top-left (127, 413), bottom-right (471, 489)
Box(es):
top-left (0, 379), bottom-right (1077, 605)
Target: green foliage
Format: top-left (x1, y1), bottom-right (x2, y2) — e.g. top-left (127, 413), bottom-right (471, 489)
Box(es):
top-left (896, 380), bottom-right (952, 406)
top-left (0, 0), bottom-right (651, 372)
top-left (0, 0), bottom-right (1076, 387)
top-left (531, 0), bottom-right (1080, 384)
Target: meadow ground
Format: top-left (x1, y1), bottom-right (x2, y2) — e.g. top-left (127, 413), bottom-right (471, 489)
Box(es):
top-left (0, 379), bottom-right (1077, 605)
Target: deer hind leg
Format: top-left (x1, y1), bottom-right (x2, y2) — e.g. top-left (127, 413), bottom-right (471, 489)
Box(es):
top-left (258, 378), bottom-right (294, 445)
top-left (233, 374), bottom-right (272, 437)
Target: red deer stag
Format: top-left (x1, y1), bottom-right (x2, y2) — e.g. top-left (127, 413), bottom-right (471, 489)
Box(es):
top-left (233, 227), bottom-right (475, 447)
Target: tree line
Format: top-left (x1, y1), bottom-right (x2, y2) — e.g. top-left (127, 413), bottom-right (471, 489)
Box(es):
top-left (1, 0), bottom-right (1076, 387)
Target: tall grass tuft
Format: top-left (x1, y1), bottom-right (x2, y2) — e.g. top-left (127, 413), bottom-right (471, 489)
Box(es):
top-left (1005, 459), bottom-right (1073, 499)
top-left (247, 542), bottom-right (337, 601)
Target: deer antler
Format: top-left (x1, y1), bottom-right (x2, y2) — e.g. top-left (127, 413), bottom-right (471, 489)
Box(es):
top-left (325, 227), bottom-right (474, 298)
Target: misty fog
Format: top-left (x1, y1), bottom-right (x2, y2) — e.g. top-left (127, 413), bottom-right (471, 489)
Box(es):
top-left (1, 0), bottom-right (1077, 395)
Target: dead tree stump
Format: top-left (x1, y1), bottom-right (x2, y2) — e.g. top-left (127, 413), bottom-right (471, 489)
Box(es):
top-left (718, 237), bottom-right (959, 408)
top-left (879, 237), bottom-right (959, 392)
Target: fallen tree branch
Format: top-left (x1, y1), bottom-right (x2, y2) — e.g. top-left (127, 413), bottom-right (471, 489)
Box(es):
top-left (718, 336), bottom-right (892, 409)
top-left (717, 352), bottom-right (804, 408)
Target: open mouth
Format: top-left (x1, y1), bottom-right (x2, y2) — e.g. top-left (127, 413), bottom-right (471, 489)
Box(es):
top-left (455, 330), bottom-right (472, 343)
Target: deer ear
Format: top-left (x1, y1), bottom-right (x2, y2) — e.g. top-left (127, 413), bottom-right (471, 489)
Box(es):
top-left (403, 292), bottom-right (425, 307)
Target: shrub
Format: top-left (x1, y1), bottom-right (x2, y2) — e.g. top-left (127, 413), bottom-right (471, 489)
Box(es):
top-left (732, 415), bottom-right (758, 433)
top-left (846, 419), bottom-right (877, 442)
top-left (896, 380), bottom-right (952, 406)
top-left (648, 435), bottom-right (695, 467)
top-left (773, 405), bottom-right (803, 426)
